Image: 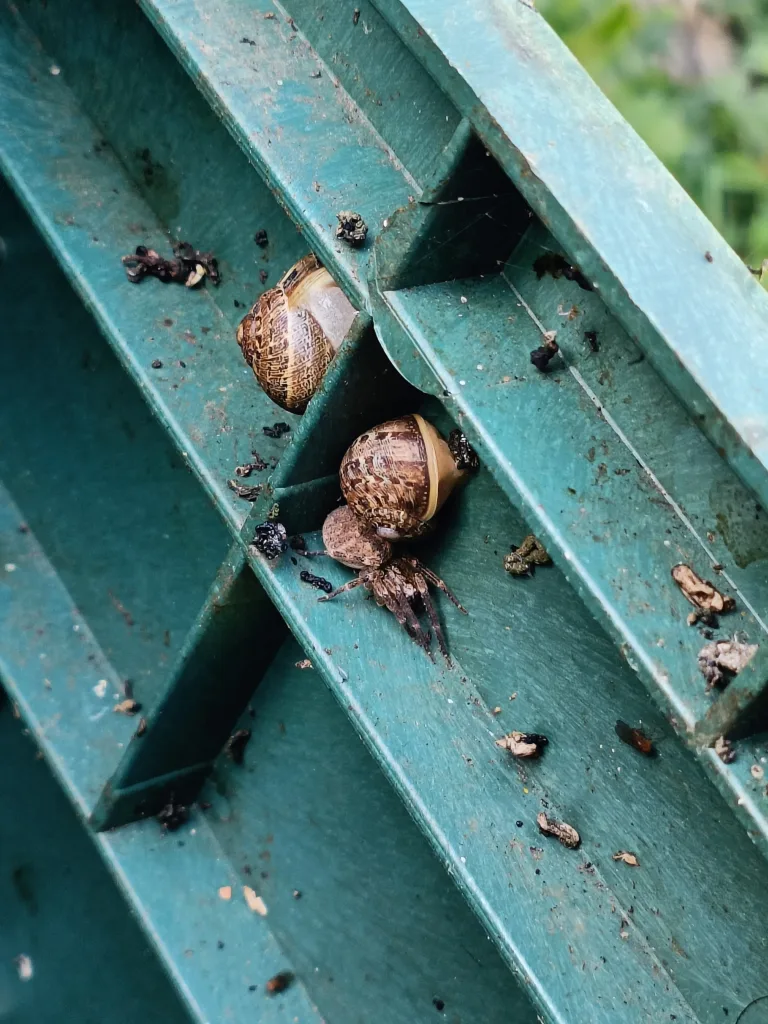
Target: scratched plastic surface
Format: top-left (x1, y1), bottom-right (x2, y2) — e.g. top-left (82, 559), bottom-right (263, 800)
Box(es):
top-left (1, 1), bottom-right (768, 1022)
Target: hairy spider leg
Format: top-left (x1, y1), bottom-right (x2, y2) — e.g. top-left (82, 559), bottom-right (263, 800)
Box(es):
top-left (410, 559), bottom-right (467, 613)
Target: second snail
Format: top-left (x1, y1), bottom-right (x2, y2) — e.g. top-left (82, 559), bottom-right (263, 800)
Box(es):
top-left (237, 254), bottom-right (356, 414)
top-left (318, 415), bottom-right (479, 660)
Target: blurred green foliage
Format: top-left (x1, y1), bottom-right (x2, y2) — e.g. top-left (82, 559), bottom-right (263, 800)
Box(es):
top-left (537, 0), bottom-right (768, 262)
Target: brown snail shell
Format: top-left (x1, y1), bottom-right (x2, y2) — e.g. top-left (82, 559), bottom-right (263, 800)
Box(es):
top-left (339, 414), bottom-right (467, 539)
top-left (322, 505), bottom-right (393, 569)
top-left (237, 254), bottom-right (356, 414)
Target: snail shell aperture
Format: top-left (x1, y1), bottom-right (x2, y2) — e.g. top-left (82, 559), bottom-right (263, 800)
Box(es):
top-left (237, 254), bottom-right (356, 414)
top-left (322, 505), bottom-right (393, 569)
top-left (339, 414), bottom-right (467, 539)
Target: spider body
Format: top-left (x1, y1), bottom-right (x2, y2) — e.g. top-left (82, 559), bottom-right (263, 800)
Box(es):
top-left (320, 553), bottom-right (466, 660)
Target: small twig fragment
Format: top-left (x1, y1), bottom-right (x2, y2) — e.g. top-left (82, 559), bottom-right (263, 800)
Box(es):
top-left (537, 812), bottom-right (580, 849)
top-left (227, 480), bottom-right (263, 501)
top-left (612, 850), bottom-right (639, 866)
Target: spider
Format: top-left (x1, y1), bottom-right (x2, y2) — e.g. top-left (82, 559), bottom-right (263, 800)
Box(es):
top-left (319, 554), bottom-right (466, 661)
top-left (317, 505), bottom-right (466, 660)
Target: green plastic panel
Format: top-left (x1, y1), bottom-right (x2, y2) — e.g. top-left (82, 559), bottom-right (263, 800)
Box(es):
top-left (2, 1), bottom-right (768, 1023)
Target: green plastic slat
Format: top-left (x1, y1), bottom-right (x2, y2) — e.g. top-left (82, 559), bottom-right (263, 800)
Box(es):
top-left (374, 226), bottom-right (768, 730)
top-left (0, 483), bottom-right (140, 818)
top-left (95, 547), bottom-right (288, 829)
top-left (0, 708), bottom-right (191, 1024)
top-left (0, 3), bottom-right (304, 534)
top-left (371, 0), bottom-right (768, 517)
top-left (3, 5), bottom-right (768, 1024)
top-left (238, 464), bottom-right (768, 1023)
top-left (199, 637), bottom-right (540, 1024)
top-left (100, 817), bottom-right (322, 1023)
top-left (139, 0), bottom-right (417, 308)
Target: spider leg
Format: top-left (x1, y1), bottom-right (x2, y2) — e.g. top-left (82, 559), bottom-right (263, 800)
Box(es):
top-left (380, 586), bottom-right (434, 660)
top-left (318, 574), bottom-right (368, 602)
top-left (412, 571), bottom-right (450, 661)
top-left (410, 560), bottom-right (467, 613)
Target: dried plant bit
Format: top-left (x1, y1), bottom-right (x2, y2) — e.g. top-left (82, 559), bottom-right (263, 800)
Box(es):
top-left (135, 717), bottom-right (148, 737)
top-left (613, 850), bottom-right (639, 866)
top-left (671, 563), bottom-right (735, 614)
top-left (121, 241), bottom-right (219, 287)
top-left (113, 698), bottom-right (142, 716)
top-left (698, 638), bottom-right (758, 691)
top-left (225, 728), bottom-right (251, 765)
top-left (536, 812), bottom-right (580, 849)
top-left (249, 451), bottom-right (269, 471)
top-left (504, 534), bottom-right (550, 577)
top-left (172, 241), bottom-right (220, 284)
top-left (295, 659), bottom-right (313, 670)
top-left (251, 521), bottom-right (288, 560)
top-left (254, 229), bottom-right (268, 248)
top-left (267, 502), bottom-right (280, 521)
top-left (448, 429), bottom-right (480, 472)
top-left (265, 971), bottom-right (294, 995)
top-left (335, 210), bottom-right (368, 247)
top-left (714, 735), bottom-right (736, 763)
top-left (533, 251), bottom-right (593, 292)
top-left (185, 263), bottom-right (206, 288)
top-left (300, 570), bottom-right (333, 593)
top-left (530, 331), bottom-right (559, 372)
top-left (227, 479), bottom-right (263, 501)
top-left (614, 720), bottom-right (655, 756)
top-left (262, 422), bottom-right (291, 438)
top-left (750, 764), bottom-right (764, 780)
top-left (156, 797), bottom-right (188, 832)
top-left (496, 731), bottom-right (548, 758)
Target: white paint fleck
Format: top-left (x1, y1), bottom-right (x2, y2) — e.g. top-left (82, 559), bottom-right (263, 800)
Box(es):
top-left (460, 296), bottom-right (468, 304)
top-left (751, 764), bottom-right (764, 780)
top-left (93, 679), bottom-right (108, 698)
top-left (4, 563), bottom-right (16, 572)
top-left (476, 364), bottom-right (484, 371)
top-left (276, 78), bottom-right (283, 85)
top-left (460, 856), bottom-right (466, 863)
top-left (459, 380), bottom-right (466, 386)
top-left (50, 65), bottom-right (60, 76)
top-left (15, 954), bottom-right (33, 981)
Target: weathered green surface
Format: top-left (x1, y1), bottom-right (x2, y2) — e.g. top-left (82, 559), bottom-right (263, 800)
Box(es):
top-left (372, 0), bottom-right (768, 517)
top-left (0, 703), bottom-right (191, 1023)
top-left (2, 1), bottom-right (768, 1022)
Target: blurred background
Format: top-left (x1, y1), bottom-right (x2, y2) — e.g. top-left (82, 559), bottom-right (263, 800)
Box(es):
top-left (538, 0), bottom-right (768, 266)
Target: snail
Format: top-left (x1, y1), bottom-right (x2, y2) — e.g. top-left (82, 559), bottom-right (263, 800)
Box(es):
top-left (236, 254), bottom-right (356, 413)
top-left (339, 414), bottom-right (478, 539)
top-left (319, 505), bottom-right (466, 660)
